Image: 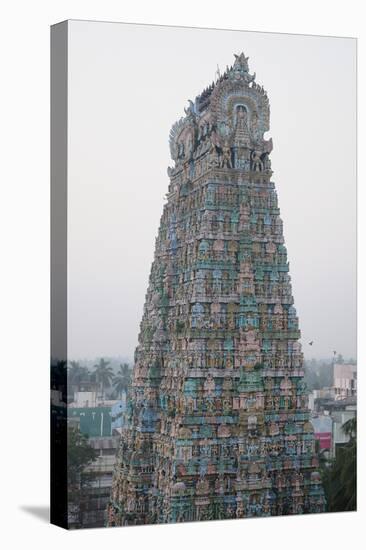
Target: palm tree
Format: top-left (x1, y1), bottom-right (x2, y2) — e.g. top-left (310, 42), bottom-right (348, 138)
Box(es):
top-left (93, 358), bottom-right (114, 400)
top-left (113, 363), bottom-right (131, 400)
top-left (68, 360), bottom-right (89, 389)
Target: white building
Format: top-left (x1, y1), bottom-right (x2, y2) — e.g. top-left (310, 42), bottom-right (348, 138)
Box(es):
top-left (333, 363), bottom-right (357, 400)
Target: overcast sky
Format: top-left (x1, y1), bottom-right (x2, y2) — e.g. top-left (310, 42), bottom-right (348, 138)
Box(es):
top-left (67, 20), bottom-right (356, 362)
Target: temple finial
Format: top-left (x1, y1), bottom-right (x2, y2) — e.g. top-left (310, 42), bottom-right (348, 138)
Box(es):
top-left (234, 52), bottom-right (250, 72)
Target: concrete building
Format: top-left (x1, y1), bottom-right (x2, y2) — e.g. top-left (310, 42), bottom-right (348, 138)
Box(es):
top-left (80, 436), bottom-right (120, 528)
top-left (333, 363), bottom-right (357, 400)
top-left (310, 397), bottom-right (356, 459)
top-left (71, 391), bottom-right (97, 408)
top-left (67, 401), bottom-right (123, 528)
top-left (330, 399), bottom-right (356, 457)
top-left (311, 414), bottom-right (332, 454)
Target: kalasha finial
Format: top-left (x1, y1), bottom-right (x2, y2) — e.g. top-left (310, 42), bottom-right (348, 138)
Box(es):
top-left (234, 52), bottom-right (249, 72)
top-left (230, 52), bottom-right (255, 84)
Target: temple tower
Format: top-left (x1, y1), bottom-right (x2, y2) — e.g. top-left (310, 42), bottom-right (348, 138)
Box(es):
top-left (108, 53), bottom-right (325, 526)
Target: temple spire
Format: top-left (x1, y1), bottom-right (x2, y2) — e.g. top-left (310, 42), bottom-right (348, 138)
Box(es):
top-left (108, 53), bottom-right (325, 527)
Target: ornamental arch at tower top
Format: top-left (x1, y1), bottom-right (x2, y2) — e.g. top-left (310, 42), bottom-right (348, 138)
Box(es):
top-left (168, 53), bottom-right (273, 180)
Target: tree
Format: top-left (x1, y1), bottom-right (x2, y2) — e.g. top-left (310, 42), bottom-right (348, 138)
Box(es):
top-left (113, 363), bottom-right (131, 399)
top-left (304, 359), bottom-right (333, 391)
top-left (51, 359), bottom-right (67, 389)
top-left (67, 426), bottom-right (98, 525)
top-left (342, 416), bottom-right (356, 439)
top-left (68, 361), bottom-right (90, 388)
top-left (67, 427), bottom-right (97, 490)
top-left (322, 416), bottom-right (357, 512)
top-left (51, 359), bottom-right (67, 402)
top-left (318, 362), bottom-right (333, 388)
top-left (93, 358), bottom-right (114, 399)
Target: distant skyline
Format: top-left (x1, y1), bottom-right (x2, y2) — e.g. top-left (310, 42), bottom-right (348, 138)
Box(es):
top-left (67, 21), bottom-right (356, 361)
top-left (67, 354), bottom-right (356, 365)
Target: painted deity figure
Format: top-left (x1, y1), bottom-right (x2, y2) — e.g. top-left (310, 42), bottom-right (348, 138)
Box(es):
top-left (233, 104), bottom-right (250, 145)
top-left (251, 150), bottom-right (263, 171)
top-left (220, 142), bottom-right (232, 168)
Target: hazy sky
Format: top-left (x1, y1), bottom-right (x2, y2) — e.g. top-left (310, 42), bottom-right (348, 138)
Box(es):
top-left (67, 20), bottom-right (356, 361)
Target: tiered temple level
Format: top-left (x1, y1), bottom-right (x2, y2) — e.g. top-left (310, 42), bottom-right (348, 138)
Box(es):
top-left (108, 53), bottom-right (325, 526)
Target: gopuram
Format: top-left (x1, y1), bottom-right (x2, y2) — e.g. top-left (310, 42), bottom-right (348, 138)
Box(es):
top-left (108, 53), bottom-right (325, 526)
